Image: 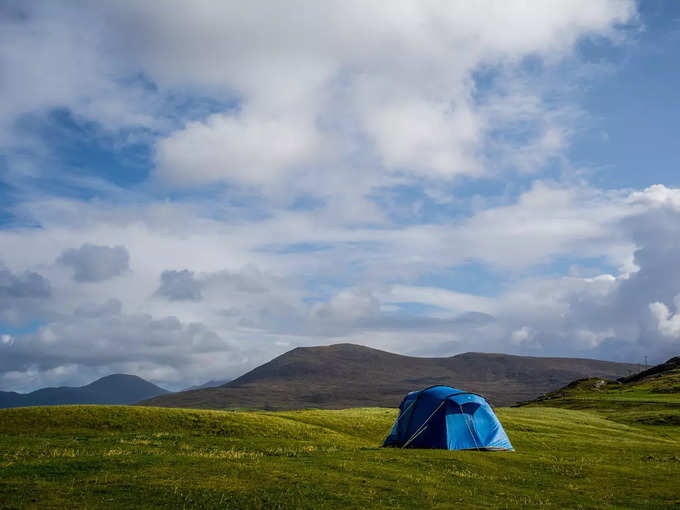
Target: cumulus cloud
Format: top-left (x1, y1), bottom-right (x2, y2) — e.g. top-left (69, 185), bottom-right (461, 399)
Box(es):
top-left (0, 299), bottom-right (241, 391)
top-left (11, 1), bottom-right (680, 393)
top-left (2, 183), bottom-right (680, 391)
top-left (0, 267), bottom-right (51, 327)
top-left (0, 1), bottom-right (160, 146)
top-left (0, 1), bottom-right (635, 200)
top-left (58, 244), bottom-right (130, 282)
top-left (511, 326), bottom-right (533, 345)
top-left (157, 270), bottom-right (202, 301)
top-left (628, 184), bottom-right (680, 210)
top-left (156, 266), bottom-right (287, 302)
top-left (288, 186), bottom-right (680, 362)
top-left (156, 111), bottom-right (322, 188)
top-left (310, 288), bottom-right (381, 324)
top-left (494, 194), bottom-right (680, 361)
top-left (147, 0), bottom-right (633, 194)
top-left (649, 300), bottom-right (680, 339)
top-left (0, 269), bottom-right (50, 298)
top-left (74, 299), bottom-right (123, 318)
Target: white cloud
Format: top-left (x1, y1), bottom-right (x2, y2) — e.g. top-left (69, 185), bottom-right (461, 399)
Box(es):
top-left (650, 297), bottom-right (680, 339)
top-left (156, 111), bottom-right (323, 188)
top-left (157, 270), bottom-right (203, 301)
top-left (0, 2), bottom-right (634, 195)
top-left (0, 2), bottom-right (159, 144)
top-left (511, 326), bottom-right (532, 344)
top-left (385, 285), bottom-right (494, 315)
top-left (142, 0), bottom-right (632, 191)
top-left (2, 183), bottom-right (680, 389)
top-left (628, 184), bottom-right (680, 211)
top-left (311, 288), bottom-right (381, 323)
top-left (11, 1), bottom-right (680, 392)
top-left (58, 244), bottom-right (130, 283)
top-left (356, 91), bottom-right (483, 179)
top-left (0, 302), bottom-right (244, 391)
top-left (0, 267), bottom-right (52, 327)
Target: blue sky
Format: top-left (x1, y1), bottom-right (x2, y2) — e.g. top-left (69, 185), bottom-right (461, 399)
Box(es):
top-left (571, 2), bottom-right (680, 189)
top-left (1, 1), bottom-right (680, 392)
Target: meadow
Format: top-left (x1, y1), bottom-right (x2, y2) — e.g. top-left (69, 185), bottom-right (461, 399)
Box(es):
top-left (1, 400), bottom-right (679, 509)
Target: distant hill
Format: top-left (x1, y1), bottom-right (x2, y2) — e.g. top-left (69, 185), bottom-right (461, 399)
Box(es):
top-left (141, 343), bottom-right (639, 410)
top-left (520, 354), bottom-right (680, 427)
top-left (0, 374), bottom-right (169, 408)
top-left (618, 355), bottom-right (680, 385)
top-left (528, 354), bottom-right (680, 407)
top-left (184, 379), bottom-right (231, 391)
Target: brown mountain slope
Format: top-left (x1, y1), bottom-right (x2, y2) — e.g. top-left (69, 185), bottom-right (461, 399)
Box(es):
top-left (141, 343), bottom-right (641, 409)
top-left (618, 356), bottom-right (680, 384)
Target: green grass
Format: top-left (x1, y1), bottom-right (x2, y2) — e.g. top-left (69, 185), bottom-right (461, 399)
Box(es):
top-left (522, 368), bottom-right (680, 436)
top-left (1, 402), bottom-right (679, 509)
top-left (533, 369), bottom-right (680, 403)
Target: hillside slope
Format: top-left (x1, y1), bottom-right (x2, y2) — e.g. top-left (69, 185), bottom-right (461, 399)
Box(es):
top-left (1, 405), bottom-right (679, 508)
top-left (523, 355), bottom-right (680, 427)
top-left (184, 379), bottom-right (231, 391)
top-left (142, 343), bottom-right (639, 409)
top-left (619, 355), bottom-right (680, 385)
top-left (0, 374), bottom-right (169, 408)
top-left (529, 355), bottom-right (680, 404)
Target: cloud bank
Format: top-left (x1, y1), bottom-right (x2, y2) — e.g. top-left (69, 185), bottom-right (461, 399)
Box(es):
top-left (3, 1), bottom-right (677, 393)
top-left (58, 244), bottom-right (130, 283)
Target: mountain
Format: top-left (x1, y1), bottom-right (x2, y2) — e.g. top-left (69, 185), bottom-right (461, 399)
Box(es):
top-left (0, 374), bottom-right (169, 408)
top-left (184, 379), bottom-right (231, 391)
top-left (141, 343), bottom-right (640, 410)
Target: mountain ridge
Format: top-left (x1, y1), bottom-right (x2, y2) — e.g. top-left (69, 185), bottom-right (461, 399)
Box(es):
top-left (0, 374), bottom-right (169, 408)
top-left (184, 379), bottom-right (232, 391)
top-left (142, 343), bottom-right (640, 409)
top-left (618, 356), bottom-right (680, 384)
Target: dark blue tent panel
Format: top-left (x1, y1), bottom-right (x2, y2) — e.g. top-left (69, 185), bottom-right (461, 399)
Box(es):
top-left (383, 385), bottom-right (513, 451)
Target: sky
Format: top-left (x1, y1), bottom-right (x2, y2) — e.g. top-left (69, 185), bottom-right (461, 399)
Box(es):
top-left (1, 1), bottom-right (680, 392)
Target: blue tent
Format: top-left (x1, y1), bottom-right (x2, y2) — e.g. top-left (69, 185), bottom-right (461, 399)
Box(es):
top-left (383, 385), bottom-right (513, 451)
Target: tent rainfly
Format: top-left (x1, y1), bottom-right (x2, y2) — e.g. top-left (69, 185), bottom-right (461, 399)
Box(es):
top-left (383, 385), bottom-right (513, 451)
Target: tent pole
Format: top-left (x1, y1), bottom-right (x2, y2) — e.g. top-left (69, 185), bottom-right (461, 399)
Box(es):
top-left (455, 401), bottom-right (481, 451)
top-left (401, 400), bottom-right (447, 449)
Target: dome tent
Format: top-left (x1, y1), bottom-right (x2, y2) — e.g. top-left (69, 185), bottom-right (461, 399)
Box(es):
top-left (383, 385), bottom-right (513, 451)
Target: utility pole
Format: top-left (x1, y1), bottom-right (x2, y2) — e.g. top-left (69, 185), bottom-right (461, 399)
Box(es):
top-left (644, 355), bottom-right (648, 371)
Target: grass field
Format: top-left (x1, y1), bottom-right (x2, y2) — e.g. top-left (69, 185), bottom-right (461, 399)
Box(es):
top-left (1, 399), bottom-right (679, 509)
top-left (524, 365), bottom-right (680, 430)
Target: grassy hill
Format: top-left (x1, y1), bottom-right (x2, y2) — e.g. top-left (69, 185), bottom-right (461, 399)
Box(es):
top-left (522, 355), bottom-right (680, 429)
top-left (142, 343), bottom-right (639, 409)
top-left (0, 374), bottom-right (169, 409)
top-left (1, 403), bottom-right (679, 508)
